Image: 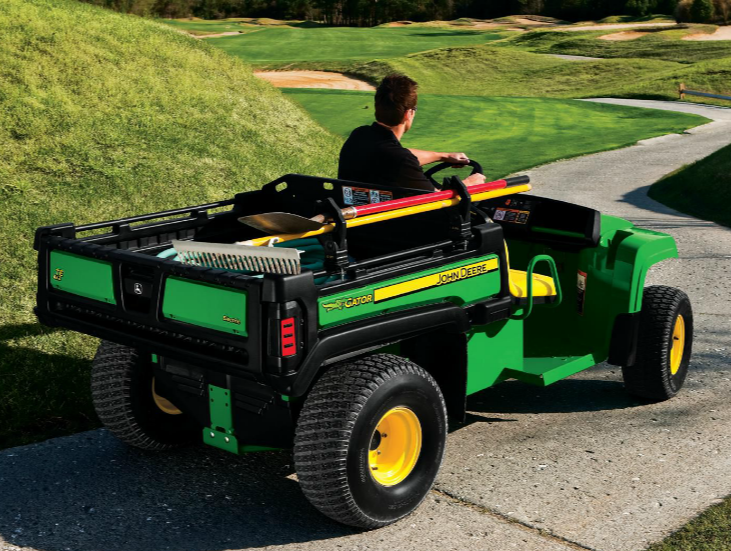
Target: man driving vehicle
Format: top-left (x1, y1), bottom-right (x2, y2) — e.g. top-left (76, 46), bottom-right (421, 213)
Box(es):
top-left (338, 74), bottom-right (486, 191)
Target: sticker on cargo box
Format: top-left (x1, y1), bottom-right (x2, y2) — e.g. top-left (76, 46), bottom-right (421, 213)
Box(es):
top-left (342, 186), bottom-right (393, 206)
top-left (373, 258), bottom-right (499, 303)
top-left (322, 294), bottom-right (374, 312)
top-left (577, 270), bottom-right (587, 315)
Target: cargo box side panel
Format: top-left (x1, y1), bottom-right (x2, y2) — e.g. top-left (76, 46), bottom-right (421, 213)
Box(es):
top-left (49, 251), bottom-right (116, 304)
top-left (162, 277), bottom-right (247, 336)
top-left (319, 255), bottom-right (501, 329)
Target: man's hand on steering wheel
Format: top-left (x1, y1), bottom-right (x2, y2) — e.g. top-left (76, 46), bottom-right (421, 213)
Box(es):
top-left (463, 172), bottom-right (486, 186)
top-left (442, 152), bottom-right (470, 168)
top-left (424, 158), bottom-right (486, 189)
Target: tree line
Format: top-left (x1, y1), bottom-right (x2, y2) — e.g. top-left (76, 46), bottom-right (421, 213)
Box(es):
top-left (80, 0), bottom-right (730, 25)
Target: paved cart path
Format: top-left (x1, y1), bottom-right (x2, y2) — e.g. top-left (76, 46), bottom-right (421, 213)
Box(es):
top-left (2, 100), bottom-right (730, 551)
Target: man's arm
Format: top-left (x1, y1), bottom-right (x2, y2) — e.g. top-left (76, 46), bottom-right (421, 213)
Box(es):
top-left (408, 150), bottom-right (470, 167)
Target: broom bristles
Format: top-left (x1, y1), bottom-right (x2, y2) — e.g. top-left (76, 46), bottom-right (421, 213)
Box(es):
top-left (171, 240), bottom-right (302, 275)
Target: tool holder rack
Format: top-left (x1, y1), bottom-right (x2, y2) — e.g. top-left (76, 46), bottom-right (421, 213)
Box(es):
top-left (314, 176), bottom-right (474, 277)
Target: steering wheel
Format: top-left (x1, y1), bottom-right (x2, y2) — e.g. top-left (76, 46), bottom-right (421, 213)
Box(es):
top-left (424, 159), bottom-right (483, 189)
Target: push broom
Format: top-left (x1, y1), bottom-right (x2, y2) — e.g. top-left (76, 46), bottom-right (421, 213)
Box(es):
top-left (173, 176), bottom-right (531, 275)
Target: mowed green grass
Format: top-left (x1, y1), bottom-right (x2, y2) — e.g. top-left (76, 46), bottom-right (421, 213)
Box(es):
top-left (207, 26), bottom-right (512, 64)
top-left (285, 89), bottom-right (708, 180)
top-left (0, 0), bottom-right (339, 449)
top-left (649, 142), bottom-right (731, 228)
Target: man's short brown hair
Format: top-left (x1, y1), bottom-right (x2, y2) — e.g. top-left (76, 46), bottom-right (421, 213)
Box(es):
top-left (375, 74), bottom-right (418, 126)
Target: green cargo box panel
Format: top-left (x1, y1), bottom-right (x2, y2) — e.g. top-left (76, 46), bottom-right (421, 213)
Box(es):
top-left (162, 277), bottom-right (247, 336)
top-left (49, 251), bottom-right (116, 304)
top-left (319, 255), bottom-right (501, 328)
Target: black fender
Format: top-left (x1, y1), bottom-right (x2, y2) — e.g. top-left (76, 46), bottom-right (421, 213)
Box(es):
top-left (275, 303), bottom-right (471, 398)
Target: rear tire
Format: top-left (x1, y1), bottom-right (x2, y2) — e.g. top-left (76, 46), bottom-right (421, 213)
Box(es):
top-left (91, 341), bottom-right (198, 450)
top-left (622, 286), bottom-right (693, 401)
top-left (294, 354), bottom-right (447, 529)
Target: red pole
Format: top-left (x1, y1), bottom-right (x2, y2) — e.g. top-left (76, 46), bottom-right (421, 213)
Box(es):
top-left (350, 179), bottom-right (509, 218)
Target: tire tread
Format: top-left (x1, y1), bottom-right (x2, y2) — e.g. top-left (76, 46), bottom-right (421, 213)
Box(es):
top-left (293, 354), bottom-right (446, 529)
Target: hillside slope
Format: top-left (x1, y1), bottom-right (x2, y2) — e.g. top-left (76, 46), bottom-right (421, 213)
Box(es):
top-left (0, 0), bottom-right (340, 448)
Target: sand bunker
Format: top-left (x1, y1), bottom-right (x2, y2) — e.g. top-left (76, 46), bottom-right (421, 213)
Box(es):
top-left (683, 26), bottom-right (731, 41)
top-left (254, 71), bottom-right (375, 91)
top-left (195, 31), bottom-right (243, 38)
top-left (470, 22), bottom-right (507, 29)
top-left (568, 22), bottom-right (675, 31)
top-left (514, 17), bottom-right (552, 26)
top-left (599, 31), bottom-right (649, 41)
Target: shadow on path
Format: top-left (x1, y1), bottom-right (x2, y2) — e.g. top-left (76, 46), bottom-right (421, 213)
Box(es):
top-left (0, 432), bottom-right (353, 551)
top-left (466, 376), bottom-right (639, 416)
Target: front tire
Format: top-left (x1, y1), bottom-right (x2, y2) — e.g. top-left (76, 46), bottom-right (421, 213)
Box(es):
top-left (91, 341), bottom-right (198, 450)
top-left (294, 354), bottom-right (447, 529)
top-left (622, 286), bottom-right (693, 401)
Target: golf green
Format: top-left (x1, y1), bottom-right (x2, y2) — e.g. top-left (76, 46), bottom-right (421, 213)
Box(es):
top-left (285, 90), bottom-right (708, 180)
top-left (207, 27), bottom-right (509, 64)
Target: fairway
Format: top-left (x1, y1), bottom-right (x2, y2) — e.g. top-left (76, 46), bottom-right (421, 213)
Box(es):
top-left (285, 89), bottom-right (708, 180)
top-left (207, 26), bottom-right (510, 64)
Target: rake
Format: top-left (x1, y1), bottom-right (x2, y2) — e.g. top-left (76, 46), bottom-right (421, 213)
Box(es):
top-left (172, 178), bottom-right (531, 275)
top-left (172, 237), bottom-right (303, 275)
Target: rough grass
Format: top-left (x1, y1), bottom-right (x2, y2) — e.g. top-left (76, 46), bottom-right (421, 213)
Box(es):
top-left (342, 46), bottom-right (687, 99)
top-left (0, 0), bottom-right (340, 449)
top-left (285, 43), bottom-right (731, 104)
top-left (505, 29), bottom-right (731, 63)
top-left (284, 89), bottom-right (707, 180)
top-left (649, 142), bottom-right (731, 228)
top-left (205, 26), bottom-right (514, 65)
top-left (594, 14), bottom-right (677, 23)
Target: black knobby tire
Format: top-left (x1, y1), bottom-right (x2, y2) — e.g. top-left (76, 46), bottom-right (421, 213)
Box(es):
top-left (294, 354), bottom-right (447, 529)
top-left (91, 341), bottom-right (197, 450)
top-left (622, 286), bottom-right (693, 401)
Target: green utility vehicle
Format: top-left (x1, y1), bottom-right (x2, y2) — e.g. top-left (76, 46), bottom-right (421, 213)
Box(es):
top-left (34, 164), bottom-right (693, 529)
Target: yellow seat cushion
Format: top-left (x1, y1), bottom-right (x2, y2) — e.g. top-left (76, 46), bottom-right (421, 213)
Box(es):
top-left (509, 269), bottom-right (557, 299)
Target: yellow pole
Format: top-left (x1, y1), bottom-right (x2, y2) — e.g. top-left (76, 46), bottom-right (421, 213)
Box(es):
top-left (244, 184), bottom-right (532, 247)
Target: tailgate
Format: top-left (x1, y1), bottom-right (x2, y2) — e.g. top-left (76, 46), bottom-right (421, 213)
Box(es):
top-left (34, 210), bottom-right (266, 376)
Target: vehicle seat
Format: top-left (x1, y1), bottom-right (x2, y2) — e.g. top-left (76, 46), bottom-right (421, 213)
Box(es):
top-left (504, 245), bottom-right (557, 300)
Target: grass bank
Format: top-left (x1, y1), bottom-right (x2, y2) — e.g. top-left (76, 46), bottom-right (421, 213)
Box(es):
top-left (0, 0), bottom-right (339, 449)
top-left (284, 89), bottom-right (708, 180)
top-left (649, 142), bottom-right (731, 228)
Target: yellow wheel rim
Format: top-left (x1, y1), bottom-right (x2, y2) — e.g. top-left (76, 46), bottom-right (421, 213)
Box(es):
top-left (368, 407), bottom-right (422, 487)
top-left (670, 314), bottom-right (686, 376)
top-left (152, 379), bottom-right (182, 415)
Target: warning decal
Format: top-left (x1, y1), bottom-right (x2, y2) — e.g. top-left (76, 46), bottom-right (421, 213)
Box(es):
top-left (577, 270), bottom-right (587, 315)
top-left (342, 186), bottom-right (394, 206)
top-left (493, 207), bottom-right (530, 224)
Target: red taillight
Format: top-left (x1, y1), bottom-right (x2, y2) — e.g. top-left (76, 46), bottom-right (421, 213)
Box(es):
top-left (280, 317), bottom-right (297, 357)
